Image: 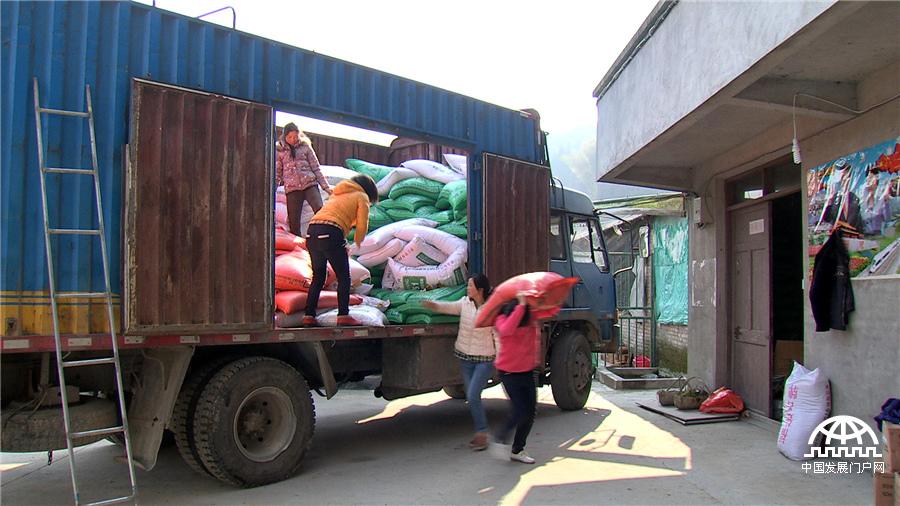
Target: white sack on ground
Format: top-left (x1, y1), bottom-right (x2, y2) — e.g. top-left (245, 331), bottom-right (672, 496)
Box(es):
top-left (777, 362), bottom-right (831, 461)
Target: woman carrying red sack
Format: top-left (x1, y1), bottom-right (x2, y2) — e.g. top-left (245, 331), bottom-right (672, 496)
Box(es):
top-left (489, 292), bottom-right (542, 465)
top-left (276, 123), bottom-right (332, 236)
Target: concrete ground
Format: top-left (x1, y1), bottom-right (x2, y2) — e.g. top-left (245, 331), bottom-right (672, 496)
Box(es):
top-left (1, 383), bottom-right (871, 506)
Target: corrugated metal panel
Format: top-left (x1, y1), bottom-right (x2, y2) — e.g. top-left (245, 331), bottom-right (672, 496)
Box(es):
top-left (0, 1), bottom-right (541, 336)
top-left (481, 154), bottom-right (550, 284)
top-left (386, 138), bottom-right (469, 166)
top-left (306, 132), bottom-right (390, 167)
top-left (124, 81), bottom-right (273, 335)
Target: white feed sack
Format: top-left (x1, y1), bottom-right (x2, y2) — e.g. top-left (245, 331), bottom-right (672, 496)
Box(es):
top-left (394, 236), bottom-right (449, 267)
top-left (777, 362), bottom-right (831, 460)
top-left (357, 238), bottom-right (407, 267)
top-left (400, 159), bottom-right (465, 184)
top-left (320, 165), bottom-right (359, 186)
top-left (350, 218), bottom-right (438, 256)
top-left (385, 226), bottom-right (469, 290)
top-left (317, 305), bottom-right (387, 327)
top-left (442, 153), bottom-right (467, 176)
top-left (376, 167), bottom-right (418, 197)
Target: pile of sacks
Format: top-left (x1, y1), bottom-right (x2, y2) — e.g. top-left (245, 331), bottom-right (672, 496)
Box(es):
top-left (273, 157), bottom-right (470, 327)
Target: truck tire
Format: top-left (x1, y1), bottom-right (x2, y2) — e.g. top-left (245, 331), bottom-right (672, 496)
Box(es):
top-left (550, 330), bottom-right (593, 411)
top-left (171, 356), bottom-right (238, 477)
top-left (192, 357), bottom-right (315, 487)
top-left (442, 385), bottom-right (466, 399)
top-left (1, 397), bottom-right (117, 452)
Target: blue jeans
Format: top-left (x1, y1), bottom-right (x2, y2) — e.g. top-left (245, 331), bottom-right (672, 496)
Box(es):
top-left (460, 359), bottom-right (494, 433)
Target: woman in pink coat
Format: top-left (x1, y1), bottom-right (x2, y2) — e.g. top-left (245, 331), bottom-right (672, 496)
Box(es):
top-left (276, 123), bottom-right (332, 235)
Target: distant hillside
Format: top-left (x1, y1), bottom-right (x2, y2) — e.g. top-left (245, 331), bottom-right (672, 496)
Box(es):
top-left (547, 125), bottom-right (668, 200)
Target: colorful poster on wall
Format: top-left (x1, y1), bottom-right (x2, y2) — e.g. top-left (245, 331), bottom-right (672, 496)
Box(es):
top-left (807, 137), bottom-right (900, 277)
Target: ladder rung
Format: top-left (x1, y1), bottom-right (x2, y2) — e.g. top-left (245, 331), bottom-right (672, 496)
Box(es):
top-left (70, 425), bottom-right (124, 440)
top-left (38, 107), bottom-right (89, 118)
top-left (63, 357), bottom-right (116, 368)
top-left (49, 228), bottom-right (101, 235)
top-left (84, 495), bottom-right (135, 506)
top-left (56, 292), bottom-right (109, 299)
top-left (43, 167), bottom-right (95, 175)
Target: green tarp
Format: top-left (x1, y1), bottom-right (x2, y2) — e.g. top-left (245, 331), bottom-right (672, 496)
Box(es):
top-left (652, 217), bottom-right (688, 325)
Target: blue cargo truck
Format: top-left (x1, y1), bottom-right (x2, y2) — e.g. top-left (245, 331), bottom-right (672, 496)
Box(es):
top-left (1, 1), bottom-right (617, 489)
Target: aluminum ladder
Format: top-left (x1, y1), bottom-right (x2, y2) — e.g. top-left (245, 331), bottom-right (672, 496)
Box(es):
top-left (32, 77), bottom-right (138, 506)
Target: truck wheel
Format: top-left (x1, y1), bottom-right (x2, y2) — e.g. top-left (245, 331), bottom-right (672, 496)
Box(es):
top-left (442, 385), bottom-right (466, 399)
top-left (550, 330), bottom-right (593, 411)
top-left (171, 356), bottom-right (237, 476)
top-left (193, 357), bottom-right (315, 487)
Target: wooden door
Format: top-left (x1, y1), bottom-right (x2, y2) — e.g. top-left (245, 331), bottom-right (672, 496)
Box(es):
top-left (730, 202), bottom-right (773, 416)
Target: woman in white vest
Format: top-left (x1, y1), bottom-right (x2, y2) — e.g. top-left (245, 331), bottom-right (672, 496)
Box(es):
top-left (422, 274), bottom-right (496, 450)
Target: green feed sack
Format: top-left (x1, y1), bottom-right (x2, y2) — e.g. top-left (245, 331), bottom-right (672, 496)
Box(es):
top-left (391, 194), bottom-right (435, 212)
top-left (405, 285), bottom-right (467, 303)
top-left (368, 288), bottom-right (390, 300)
top-left (434, 195), bottom-right (451, 210)
top-left (377, 199), bottom-right (396, 209)
top-left (425, 210), bottom-right (454, 226)
top-left (453, 207), bottom-right (467, 221)
top-left (347, 229), bottom-right (355, 242)
top-left (368, 206), bottom-right (393, 229)
top-left (368, 264), bottom-right (386, 277)
top-left (344, 159), bottom-right (394, 182)
top-left (437, 222), bottom-right (468, 239)
top-left (441, 180), bottom-right (467, 212)
top-left (393, 302), bottom-right (435, 318)
top-left (381, 290), bottom-right (415, 306)
top-left (388, 177), bottom-right (445, 200)
top-left (415, 206), bottom-right (439, 217)
top-left (385, 308), bottom-right (405, 324)
top-left (367, 274), bottom-right (383, 287)
top-left (405, 314), bottom-right (461, 325)
top-left (385, 208), bottom-right (418, 221)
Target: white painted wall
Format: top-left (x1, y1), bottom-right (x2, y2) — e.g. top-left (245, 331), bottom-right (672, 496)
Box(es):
top-left (595, 0), bottom-right (835, 178)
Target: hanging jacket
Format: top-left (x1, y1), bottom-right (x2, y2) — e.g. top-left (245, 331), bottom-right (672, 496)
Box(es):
top-left (809, 230), bottom-right (855, 331)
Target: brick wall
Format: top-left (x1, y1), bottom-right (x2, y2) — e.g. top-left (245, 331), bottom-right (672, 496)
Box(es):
top-left (657, 323), bottom-right (688, 373)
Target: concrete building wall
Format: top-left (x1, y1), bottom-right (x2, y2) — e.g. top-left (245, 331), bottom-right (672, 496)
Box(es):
top-left (595, 0), bottom-right (835, 177)
top-left (799, 63), bottom-right (900, 426)
top-left (685, 60), bottom-right (900, 424)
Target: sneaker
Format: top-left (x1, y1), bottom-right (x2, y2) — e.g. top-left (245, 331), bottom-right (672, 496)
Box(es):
top-left (301, 315), bottom-right (319, 327)
top-left (469, 432), bottom-right (488, 451)
top-left (335, 315), bottom-right (363, 326)
top-left (488, 441), bottom-right (511, 461)
top-left (510, 450), bottom-right (535, 464)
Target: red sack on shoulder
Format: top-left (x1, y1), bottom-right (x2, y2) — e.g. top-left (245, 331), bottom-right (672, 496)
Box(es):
top-left (699, 387), bottom-right (745, 414)
top-left (474, 272), bottom-right (579, 328)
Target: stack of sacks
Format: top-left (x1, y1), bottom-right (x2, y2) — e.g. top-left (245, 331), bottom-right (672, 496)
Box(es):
top-left (334, 157), bottom-right (472, 325)
top-left (273, 184), bottom-right (389, 328)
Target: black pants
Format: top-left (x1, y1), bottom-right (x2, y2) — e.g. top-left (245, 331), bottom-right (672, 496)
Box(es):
top-left (495, 370), bottom-right (537, 454)
top-left (304, 223), bottom-right (351, 316)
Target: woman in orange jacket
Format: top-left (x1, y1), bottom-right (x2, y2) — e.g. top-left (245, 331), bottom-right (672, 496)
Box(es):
top-left (303, 174), bottom-right (378, 327)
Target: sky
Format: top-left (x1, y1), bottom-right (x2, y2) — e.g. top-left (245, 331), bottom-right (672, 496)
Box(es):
top-left (136, 0), bottom-right (660, 199)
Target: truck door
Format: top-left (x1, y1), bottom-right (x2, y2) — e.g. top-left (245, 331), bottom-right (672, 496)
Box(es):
top-left (568, 215), bottom-right (617, 340)
top-left (124, 80), bottom-right (274, 335)
top-left (480, 153), bottom-right (550, 284)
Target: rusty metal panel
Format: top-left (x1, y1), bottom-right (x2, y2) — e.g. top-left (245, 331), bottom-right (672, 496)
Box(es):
top-left (306, 132), bottom-right (390, 167)
top-left (481, 154), bottom-right (550, 285)
top-left (381, 335), bottom-right (461, 395)
top-left (386, 137), bottom-right (469, 166)
top-left (124, 80), bottom-right (274, 335)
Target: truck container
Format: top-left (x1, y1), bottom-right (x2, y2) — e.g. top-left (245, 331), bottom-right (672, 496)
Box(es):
top-left (1, 0), bottom-right (617, 492)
